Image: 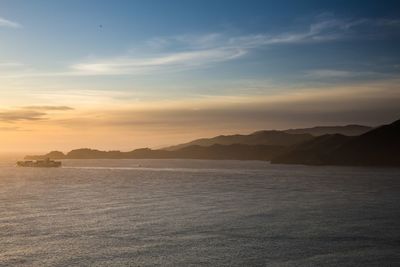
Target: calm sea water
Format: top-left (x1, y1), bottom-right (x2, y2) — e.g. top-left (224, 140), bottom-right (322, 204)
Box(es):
top-left (0, 158), bottom-right (399, 266)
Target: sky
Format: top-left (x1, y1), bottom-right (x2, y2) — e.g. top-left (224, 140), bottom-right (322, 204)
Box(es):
top-left (0, 0), bottom-right (400, 153)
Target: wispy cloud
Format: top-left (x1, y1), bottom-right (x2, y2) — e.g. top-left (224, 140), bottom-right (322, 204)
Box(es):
top-left (0, 110), bottom-right (46, 122)
top-left (0, 106), bottom-right (73, 123)
top-left (305, 69), bottom-right (356, 78)
top-left (1, 14), bottom-right (399, 78)
top-left (0, 126), bottom-right (29, 132)
top-left (302, 67), bottom-right (400, 83)
top-left (304, 69), bottom-right (385, 79)
top-left (23, 106), bottom-right (74, 111)
top-left (0, 126), bottom-right (20, 131)
top-left (49, 79), bottom-right (400, 135)
top-left (68, 15), bottom-right (400, 76)
top-left (0, 16), bottom-right (21, 28)
top-left (71, 48), bottom-right (247, 75)
top-left (0, 62), bottom-right (25, 68)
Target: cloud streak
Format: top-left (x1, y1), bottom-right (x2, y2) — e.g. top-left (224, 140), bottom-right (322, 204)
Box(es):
top-left (0, 126), bottom-right (22, 132)
top-left (0, 62), bottom-right (25, 68)
top-left (67, 15), bottom-right (400, 76)
top-left (0, 110), bottom-right (47, 122)
top-left (72, 48), bottom-right (247, 75)
top-left (303, 69), bottom-right (385, 79)
top-left (23, 105), bottom-right (74, 111)
top-left (0, 16), bottom-right (21, 28)
top-left (1, 14), bottom-right (398, 79)
top-left (50, 79), bottom-right (400, 133)
top-left (0, 105), bottom-right (75, 122)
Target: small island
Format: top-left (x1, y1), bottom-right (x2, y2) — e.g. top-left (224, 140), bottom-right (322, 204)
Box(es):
top-left (17, 158), bottom-right (62, 168)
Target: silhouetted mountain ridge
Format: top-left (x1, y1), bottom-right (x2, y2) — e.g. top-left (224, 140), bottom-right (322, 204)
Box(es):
top-left (26, 144), bottom-right (285, 161)
top-left (25, 119), bottom-right (399, 166)
top-left (163, 131), bottom-right (313, 150)
top-left (283, 125), bottom-right (372, 136)
top-left (272, 119), bottom-right (400, 166)
top-left (270, 134), bottom-right (353, 165)
top-left (163, 124), bottom-right (371, 151)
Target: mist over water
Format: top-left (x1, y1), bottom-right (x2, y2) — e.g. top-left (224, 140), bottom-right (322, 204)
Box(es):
top-left (0, 159), bottom-right (399, 266)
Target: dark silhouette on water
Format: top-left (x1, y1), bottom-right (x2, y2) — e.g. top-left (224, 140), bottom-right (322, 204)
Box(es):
top-left (17, 158), bottom-right (62, 168)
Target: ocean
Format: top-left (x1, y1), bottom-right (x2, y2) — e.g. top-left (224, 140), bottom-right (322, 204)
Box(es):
top-left (0, 158), bottom-right (399, 266)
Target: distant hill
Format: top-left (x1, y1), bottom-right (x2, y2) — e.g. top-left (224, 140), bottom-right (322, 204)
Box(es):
top-left (330, 119), bottom-right (400, 166)
top-left (163, 131), bottom-right (313, 151)
top-left (37, 150), bottom-right (66, 159)
top-left (25, 119), bottom-right (400, 167)
top-left (284, 125), bottom-right (372, 136)
top-left (171, 144), bottom-right (284, 160)
top-left (163, 125), bottom-right (371, 151)
top-left (272, 119), bottom-right (400, 166)
top-left (26, 144), bottom-right (286, 161)
top-left (270, 134), bottom-right (352, 165)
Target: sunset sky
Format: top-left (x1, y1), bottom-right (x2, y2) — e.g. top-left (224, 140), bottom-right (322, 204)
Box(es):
top-left (1, 0), bottom-right (400, 153)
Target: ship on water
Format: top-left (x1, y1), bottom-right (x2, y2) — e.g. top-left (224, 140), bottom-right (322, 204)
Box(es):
top-left (17, 158), bottom-right (62, 168)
